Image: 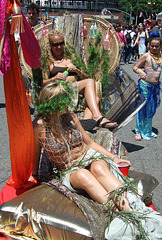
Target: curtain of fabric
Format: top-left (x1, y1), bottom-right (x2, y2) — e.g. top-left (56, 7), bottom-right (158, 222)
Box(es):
top-left (3, 32), bottom-right (35, 189)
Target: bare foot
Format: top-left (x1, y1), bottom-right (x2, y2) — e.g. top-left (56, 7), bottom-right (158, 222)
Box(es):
top-left (135, 133), bottom-right (142, 141)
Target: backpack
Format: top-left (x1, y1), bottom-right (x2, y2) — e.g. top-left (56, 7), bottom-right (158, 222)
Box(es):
top-left (125, 32), bottom-right (131, 44)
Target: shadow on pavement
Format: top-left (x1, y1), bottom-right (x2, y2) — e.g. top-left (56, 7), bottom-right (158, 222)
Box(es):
top-left (121, 141), bottom-right (144, 153)
top-left (132, 128), bottom-right (158, 135)
top-left (152, 127), bottom-right (158, 135)
top-left (0, 103), bottom-right (5, 108)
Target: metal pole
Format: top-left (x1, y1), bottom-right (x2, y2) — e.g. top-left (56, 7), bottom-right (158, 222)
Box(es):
top-left (135, 8), bottom-right (138, 25)
top-left (129, 5), bottom-right (132, 25)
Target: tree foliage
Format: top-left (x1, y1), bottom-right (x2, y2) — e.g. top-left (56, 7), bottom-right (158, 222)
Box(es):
top-left (119, 0), bottom-right (162, 23)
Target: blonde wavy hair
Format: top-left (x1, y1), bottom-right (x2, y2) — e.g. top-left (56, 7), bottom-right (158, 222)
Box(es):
top-left (39, 81), bottom-right (69, 137)
top-left (40, 30), bottom-right (66, 67)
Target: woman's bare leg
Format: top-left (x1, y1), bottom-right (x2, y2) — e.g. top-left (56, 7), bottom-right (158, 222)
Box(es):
top-left (70, 162), bottom-right (131, 211)
top-left (90, 160), bottom-right (131, 211)
top-left (70, 168), bottom-right (108, 204)
top-left (78, 79), bottom-right (117, 127)
top-left (83, 96), bottom-right (100, 119)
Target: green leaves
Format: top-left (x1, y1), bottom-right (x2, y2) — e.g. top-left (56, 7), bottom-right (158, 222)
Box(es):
top-left (119, 0), bottom-right (162, 21)
top-left (35, 81), bottom-right (75, 118)
top-left (64, 35), bottom-right (111, 113)
top-left (64, 42), bottom-right (89, 77)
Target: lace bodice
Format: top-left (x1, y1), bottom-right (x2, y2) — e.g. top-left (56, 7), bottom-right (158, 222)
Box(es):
top-left (37, 114), bottom-right (88, 169)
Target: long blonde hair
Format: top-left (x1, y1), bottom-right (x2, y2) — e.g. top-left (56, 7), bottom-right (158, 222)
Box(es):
top-left (39, 81), bottom-right (69, 137)
top-left (40, 30), bottom-right (66, 67)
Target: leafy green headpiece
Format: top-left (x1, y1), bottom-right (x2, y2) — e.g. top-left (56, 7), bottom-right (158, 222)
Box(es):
top-left (35, 81), bottom-right (76, 118)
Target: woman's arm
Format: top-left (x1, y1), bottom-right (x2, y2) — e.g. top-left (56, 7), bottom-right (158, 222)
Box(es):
top-left (133, 33), bottom-right (139, 47)
top-left (67, 61), bottom-right (88, 80)
top-left (72, 113), bottom-right (131, 165)
top-left (43, 69), bottom-right (68, 85)
top-left (146, 30), bottom-right (149, 39)
top-left (133, 54), bottom-right (147, 80)
top-left (42, 61), bottom-right (76, 85)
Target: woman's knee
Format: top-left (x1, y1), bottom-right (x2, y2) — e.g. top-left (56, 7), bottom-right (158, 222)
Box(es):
top-left (72, 169), bottom-right (92, 188)
top-left (87, 78), bottom-right (95, 87)
top-left (90, 160), bottom-right (110, 178)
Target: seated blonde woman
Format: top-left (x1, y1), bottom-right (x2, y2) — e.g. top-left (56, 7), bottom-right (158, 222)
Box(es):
top-left (40, 29), bottom-right (118, 129)
top-left (32, 80), bottom-right (162, 240)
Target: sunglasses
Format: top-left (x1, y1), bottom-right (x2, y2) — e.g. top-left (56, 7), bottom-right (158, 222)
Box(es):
top-left (51, 41), bottom-right (64, 47)
top-left (150, 45), bottom-right (160, 48)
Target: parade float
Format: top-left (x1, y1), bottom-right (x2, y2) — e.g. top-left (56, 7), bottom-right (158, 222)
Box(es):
top-left (0, 1), bottom-right (159, 239)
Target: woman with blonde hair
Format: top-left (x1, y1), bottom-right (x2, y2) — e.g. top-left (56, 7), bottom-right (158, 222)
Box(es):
top-left (40, 29), bottom-right (118, 129)
top-left (32, 80), bottom-right (162, 240)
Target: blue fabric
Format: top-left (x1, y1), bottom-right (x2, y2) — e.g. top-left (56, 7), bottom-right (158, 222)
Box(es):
top-left (135, 79), bottom-right (161, 140)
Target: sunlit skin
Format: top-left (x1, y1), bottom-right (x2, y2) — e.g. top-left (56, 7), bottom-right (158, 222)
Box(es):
top-left (133, 38), bottom-right (161, 141)
top-left (51, 35), bottom-right (65, 59)
top-left (32, 108), bottom-right (131, 209)
top-left (133, 23), bottom-right (149, 57)
top-left (149, 39), bottom-right (161, 56)
top-left (42, 34), bottom-right (118, 127)
top-left (27, 8), bottom-right (39, 27)
top-left (133, 39), bottom-right (161, 81)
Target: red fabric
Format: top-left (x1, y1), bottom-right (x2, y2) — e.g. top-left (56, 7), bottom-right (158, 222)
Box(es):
top-left (6, 0), bottom-right (22, 19)
top-left (0, 176), bottom-right (38, 205)
top-left (3, 33), bottom-right (35, 189)
top-left (146, 202), bottom-right (157, 211)
top-left (20, 12), bottom-right (41, 69)
top-left (0, 182), bottom-right (27, 205)
top-left (0, 233), bottom-right (8, 240)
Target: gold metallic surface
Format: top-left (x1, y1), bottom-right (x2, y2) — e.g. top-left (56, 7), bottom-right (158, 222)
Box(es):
top-left (0, 185), bottom-right (92, 240)
top-left (0, 171), bottom-right (158, 239)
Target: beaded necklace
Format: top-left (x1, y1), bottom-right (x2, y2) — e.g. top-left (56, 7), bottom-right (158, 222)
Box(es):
top-left (148, 50), bottom-right (161, 65)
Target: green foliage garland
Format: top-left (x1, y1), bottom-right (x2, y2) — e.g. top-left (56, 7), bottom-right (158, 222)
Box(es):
top-left (64, 42), bottom-right (89, 78)
top-left (65, 32), bottom-right (111, 113)
top-left (35, 81), bottom-right (75, 118)
top-left (87, 32), bottom-right (102, 78)
top-left (32, 46), bottom-right (49, 106)
top-left (33, 33), bottom-right (111, 114)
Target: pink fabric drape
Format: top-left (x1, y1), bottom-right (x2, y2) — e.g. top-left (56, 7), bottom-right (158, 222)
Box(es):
top-left (0, 0), bottom-right (11, 75)
top-left (20, 12), bottom-right (41, 69)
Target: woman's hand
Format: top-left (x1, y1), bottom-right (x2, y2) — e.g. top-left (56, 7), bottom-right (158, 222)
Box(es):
top-left (67, 64), bottom-right (79, 73)
top-left (138, 69), bottom-right (147, 80)
top-left (54, 72), bottom-right (67, 81)
top-left (113, 157), bottom-right (131, 166)
top-left (67, 63), bottom-right (88, 79)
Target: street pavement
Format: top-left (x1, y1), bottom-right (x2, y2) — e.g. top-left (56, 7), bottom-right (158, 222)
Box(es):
top-left (116, 60), bottom-right (162, 214)
top-left (0, 60), bottom-right (162, 214)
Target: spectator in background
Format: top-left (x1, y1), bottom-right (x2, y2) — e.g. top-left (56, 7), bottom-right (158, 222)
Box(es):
top-left (124, 26), bottom-right (132, 64)
top-left (151, 19), bottom-right (162, 38)
top-left (131, 26), bottom-right (138, 61)
top-left (133, 23), bottom-right (149, 57)
top-left (122, 25), bottom-right (128, 35)
top-left (116, 26), bottom-right (128, 62)
top-left (27, 3), bottom-right (41, 28)
top-left (15, 3), bottom-right (41, 44)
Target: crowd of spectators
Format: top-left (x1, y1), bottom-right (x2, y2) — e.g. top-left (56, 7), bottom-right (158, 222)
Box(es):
top-left (115, 19), bottom-right (162, 64)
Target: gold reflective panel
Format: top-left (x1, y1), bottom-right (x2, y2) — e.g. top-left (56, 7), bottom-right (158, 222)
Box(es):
top-left (0, 171), bottom-right (159, 239)
top-left (0, 184), bottom-right (92, 240)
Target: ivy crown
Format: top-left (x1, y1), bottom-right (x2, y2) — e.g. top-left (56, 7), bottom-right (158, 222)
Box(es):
top-left (35, 81), bottom-right (76, 118)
